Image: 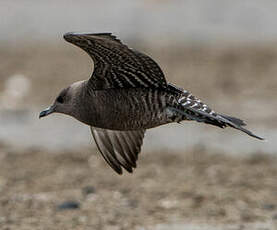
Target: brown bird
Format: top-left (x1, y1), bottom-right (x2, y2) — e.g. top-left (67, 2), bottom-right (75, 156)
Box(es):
top-left (39, 32), bottom-right (263, 174)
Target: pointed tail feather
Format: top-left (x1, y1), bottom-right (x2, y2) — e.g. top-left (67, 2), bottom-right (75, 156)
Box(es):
top-left (218, 114), bottom-right (264, 140)
top-left (219, 114), bottom-right (246, 126)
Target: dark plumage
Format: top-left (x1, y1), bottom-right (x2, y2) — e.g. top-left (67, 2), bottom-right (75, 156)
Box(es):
top-left (39, 32), bottom-right (263, 174)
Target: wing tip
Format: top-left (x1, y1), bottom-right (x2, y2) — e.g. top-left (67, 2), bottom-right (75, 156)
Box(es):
top-left (63, 32), bottom-right (120, 43)
top-left (113, 165), bottom-right (135, 175)
top-left (116, 167), bottom-right (123, 175)
top-left (63, 32), bottom-right (75, 41)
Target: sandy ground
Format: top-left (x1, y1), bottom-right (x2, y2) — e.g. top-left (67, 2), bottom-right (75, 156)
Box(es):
top-left (0, 41), bottom-right (276, 229)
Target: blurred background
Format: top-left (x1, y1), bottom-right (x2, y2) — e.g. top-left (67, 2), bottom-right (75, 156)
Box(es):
top-left (0, 0), bottom-right (276, 229)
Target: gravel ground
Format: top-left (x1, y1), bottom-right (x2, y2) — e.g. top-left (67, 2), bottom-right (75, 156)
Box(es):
top-left (0, 146), bottom-right (276, 230)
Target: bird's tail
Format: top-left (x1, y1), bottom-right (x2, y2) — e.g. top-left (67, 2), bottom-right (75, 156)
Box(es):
top-left (217, 114), bottom-right (264, 140)
top-left (168, 106), bottom-right (264, 140)
top-left (165, 83), bottom-right (263, 140)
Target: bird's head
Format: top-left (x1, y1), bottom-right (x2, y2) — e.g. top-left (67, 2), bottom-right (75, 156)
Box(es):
top-left (39, 81), bottom-right (85, 119)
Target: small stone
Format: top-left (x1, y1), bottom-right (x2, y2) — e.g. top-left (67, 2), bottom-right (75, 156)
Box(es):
top-left (159, 199), bottom-right (178, 209)
top-left (57, 201), bottom-right (80, 210)
top-left (82, 186), bottom-right (95, 196)
top-left (262, 204), bottom-right (276, 211)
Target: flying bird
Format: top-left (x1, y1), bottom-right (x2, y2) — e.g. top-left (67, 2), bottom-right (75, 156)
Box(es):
top-left (39, 32), bottom-right (263, 174)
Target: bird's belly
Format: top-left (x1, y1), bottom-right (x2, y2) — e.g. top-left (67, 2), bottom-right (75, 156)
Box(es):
top-left (90, 89), bottom-right (170, 130)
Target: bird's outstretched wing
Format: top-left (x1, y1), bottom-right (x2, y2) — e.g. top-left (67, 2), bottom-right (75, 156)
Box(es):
top-left (90, 127), bottom-right (145, 174)
top-left (64, 32), bottom-right (167, 90)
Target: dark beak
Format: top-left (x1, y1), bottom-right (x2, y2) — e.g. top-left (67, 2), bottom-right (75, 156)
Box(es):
top-left (39, 105), bottom-right (55, 119)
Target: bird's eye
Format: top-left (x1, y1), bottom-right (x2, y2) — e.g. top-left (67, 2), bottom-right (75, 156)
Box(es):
top-left (57, 96), bottom-right (64, 103)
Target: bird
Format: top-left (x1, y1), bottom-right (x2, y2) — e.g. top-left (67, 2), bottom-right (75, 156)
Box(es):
top-left (39, 32), bottom-right (263, 175)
